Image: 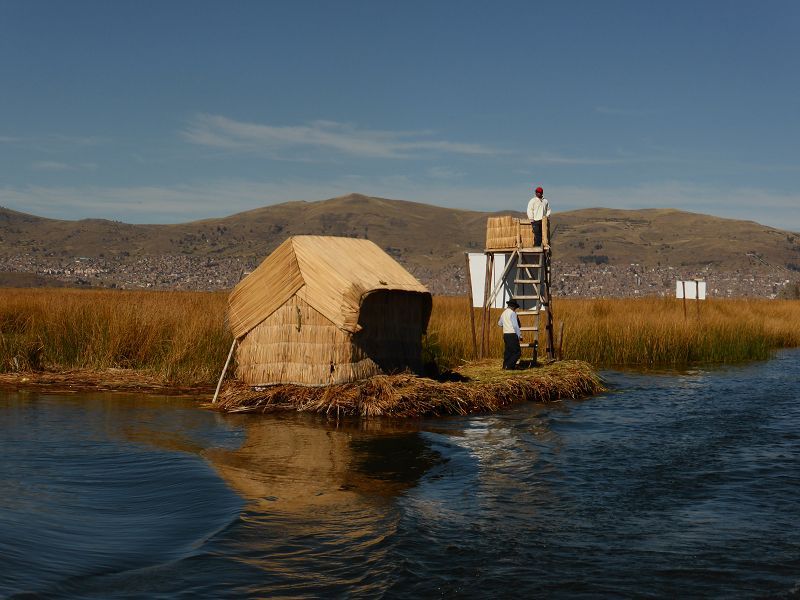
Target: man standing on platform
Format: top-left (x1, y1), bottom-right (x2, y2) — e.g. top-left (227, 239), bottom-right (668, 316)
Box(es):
top-left (527, 186), bottom-right (551, 248)
top-left (498, 299), bottom-right (522, 370)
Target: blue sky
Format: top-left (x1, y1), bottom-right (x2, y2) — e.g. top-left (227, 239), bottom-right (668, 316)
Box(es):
top-left (1, 0), bottom-right (799, 231)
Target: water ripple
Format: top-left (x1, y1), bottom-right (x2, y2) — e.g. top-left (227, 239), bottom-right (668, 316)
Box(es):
top-left (2, 349), bottom-right (800, 598)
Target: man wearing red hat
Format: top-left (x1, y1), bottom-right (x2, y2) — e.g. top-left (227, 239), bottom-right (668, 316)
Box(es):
top-left (526, 186), bottom-right (551, 248)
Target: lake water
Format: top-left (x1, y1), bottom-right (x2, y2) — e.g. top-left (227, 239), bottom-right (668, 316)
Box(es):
top-left (2, 350), bottom-right (800, 598)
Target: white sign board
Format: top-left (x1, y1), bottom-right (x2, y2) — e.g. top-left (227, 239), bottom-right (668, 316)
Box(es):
top-left (676, 280), bottom-right (706, 300)
top-left (468, 253), bottom-right (513, 308)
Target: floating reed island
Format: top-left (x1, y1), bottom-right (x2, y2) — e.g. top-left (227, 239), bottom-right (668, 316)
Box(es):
top-left (211, 235), bottom-right (603, 417)
top-left (213, 359), bottom-right (604, 417)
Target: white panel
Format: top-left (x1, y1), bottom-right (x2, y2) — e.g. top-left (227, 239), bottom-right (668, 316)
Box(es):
top-left (468, 253), bottom-right (513, 308)
top-left (676, 280), bottom-right (706, 300)
top-left (468, 253), bottom-right (487, 308)
top-left (491, 253), bottom-right (508, 308)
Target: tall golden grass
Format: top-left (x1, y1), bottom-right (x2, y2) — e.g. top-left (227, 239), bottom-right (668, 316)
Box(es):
top-left (2, 289), bottom-right (799, 383)
top-left (0, 288), bottom-right (229, 384)
top-left (427, 296), bottom-right (800, 368)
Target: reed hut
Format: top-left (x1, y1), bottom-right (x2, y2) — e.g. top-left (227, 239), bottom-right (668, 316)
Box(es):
top-left (228, 236), bottom-right (432, 387)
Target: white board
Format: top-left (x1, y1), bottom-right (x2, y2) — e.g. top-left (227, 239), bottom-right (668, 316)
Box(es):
top-left (468, 253), bottom-right (513, 308)
top-left (676, 280), bottom-right (706, 300)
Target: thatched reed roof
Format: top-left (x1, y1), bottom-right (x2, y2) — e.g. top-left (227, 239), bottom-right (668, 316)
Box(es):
top-left (228, 236), bottom-right (429, 339)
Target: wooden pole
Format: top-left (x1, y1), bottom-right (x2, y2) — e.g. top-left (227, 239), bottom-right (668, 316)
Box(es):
top-left (557, 320), bottom-right (565, 361)
top-left (682, 281), bottom-right (687, 320)
top-left (484, 249), bottom-right (519, 310)
top-left (212, 339), bottom-right (238, 404)
top-left (465, 253), bottom-right (478, 360)
top-left (543, 249), bottom-right (555, 359)
top-left (695, 281), bottom-right (702, 319)
top-left (479, 253), bottom-right (491, 358)
top-left (542, 215), bottom-right (550, 248)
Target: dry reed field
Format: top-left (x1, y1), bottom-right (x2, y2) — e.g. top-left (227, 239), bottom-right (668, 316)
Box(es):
top-left (428, 295), bottom-right (800, 368)
top-left (0, 288), bottom-right (229, 384)
top-left (2, 289), bottom-right (799, 385)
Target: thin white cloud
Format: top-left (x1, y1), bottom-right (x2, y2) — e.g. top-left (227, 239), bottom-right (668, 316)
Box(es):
top-left (0, 133), bottom-right (108, 152)
top-left (31, 161), bottom-right (70, 171)
top-left (427, 166), bottom-right (464, 179)
top-left (526, 152), bottom-right (644, 166)
top-left (595, 106), bottom-right (660, 117)
top-left (30, 161), bottom-right (98, 172)
top-left (182, 114), bottom-right (500, 159)
top-left (0, 134), bottom-right (108, 147)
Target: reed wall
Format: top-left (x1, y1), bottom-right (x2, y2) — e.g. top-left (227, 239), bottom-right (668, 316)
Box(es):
top-left (236, 295), bottom-right (380, 386)
top-left (236, 290), bottom-right (431, 386)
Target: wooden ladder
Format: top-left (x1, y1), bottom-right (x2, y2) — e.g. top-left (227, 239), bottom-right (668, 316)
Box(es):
top-left (512, 248), bottom-right (555, 363)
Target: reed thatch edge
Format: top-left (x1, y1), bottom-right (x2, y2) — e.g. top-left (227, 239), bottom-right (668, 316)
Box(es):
top-left (211, 360), bottom-right (605, 417)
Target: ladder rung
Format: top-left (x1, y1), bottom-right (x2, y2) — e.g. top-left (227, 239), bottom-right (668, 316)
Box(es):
top-left (517, 310), bottom-right (539, 316)
top-left (513, 295), bottom-right (540, 300)
top-left (513, 279), bottom-right (541, 284)
top-left (520, 326), bottom-right (538, 331)
top-left (520, 342), bottom-right (537, 348)
top-left (517, 263), bottom-right (541, 268)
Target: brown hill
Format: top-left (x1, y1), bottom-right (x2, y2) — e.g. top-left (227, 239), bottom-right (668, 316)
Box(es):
top-left (1, 193), bottom-right (799, 272)
top-left (554, 208), bottom-right (800, 270)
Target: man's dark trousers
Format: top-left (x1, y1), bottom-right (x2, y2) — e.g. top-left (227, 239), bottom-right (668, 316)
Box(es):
top-left (503, 333), bottom-right (521, 369)
top-left (532, 220), bottom-right (543, 247)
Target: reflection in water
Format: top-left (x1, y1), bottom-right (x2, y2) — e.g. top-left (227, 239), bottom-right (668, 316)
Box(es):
top-left (207, 414), bottom-right (444, 511)
top-left (198, 414), bottom-right (446, 597)
top-left (1, 349), bottom-right (800, 598)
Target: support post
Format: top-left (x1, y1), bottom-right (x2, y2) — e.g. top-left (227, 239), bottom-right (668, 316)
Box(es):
top-left (465, 253), bottom-right (478, 360)
top-left (484, 249), bottom-right (519, 312)
top-left (479, 253), bottom-right (491, 359)
top-left (542, 215), bottom-right (550, 248)
top-left (682, 281), bottom-right (687, 320)
top-left (212, 339), bottom-right (238, 404)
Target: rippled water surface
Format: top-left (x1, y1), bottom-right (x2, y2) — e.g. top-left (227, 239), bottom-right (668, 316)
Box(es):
top-left (2, 350), bottom-right (800, 598)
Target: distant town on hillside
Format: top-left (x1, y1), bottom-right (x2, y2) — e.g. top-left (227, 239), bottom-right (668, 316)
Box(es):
top-left (1, 194), bottom-right (799, 299)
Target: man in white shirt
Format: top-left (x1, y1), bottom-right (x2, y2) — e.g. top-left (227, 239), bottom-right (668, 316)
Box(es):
top-left (526, 186), bottom-right (552, 248)
top-left (498, 299), bottom-right (522, 370)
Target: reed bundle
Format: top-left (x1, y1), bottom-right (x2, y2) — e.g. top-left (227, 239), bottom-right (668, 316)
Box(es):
top-left (485, 216), bottom-right (534, 250)
top-left (213, 360), bottom-right (604, 417)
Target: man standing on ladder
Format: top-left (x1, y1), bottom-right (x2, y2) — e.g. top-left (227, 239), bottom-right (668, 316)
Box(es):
top-left (527, 186), bottom-right (551, 248)
top-left (498, 299), bottom-right (523, 370)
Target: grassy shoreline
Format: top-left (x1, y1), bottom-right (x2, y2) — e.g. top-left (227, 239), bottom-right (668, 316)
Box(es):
top-left (215, 360), bottom-right (604, 417)
top-left (1, 289), bottom-right (799, 388)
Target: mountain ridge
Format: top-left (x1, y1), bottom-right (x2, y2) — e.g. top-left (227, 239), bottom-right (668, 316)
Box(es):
top-left (2, 193), bottom-right (798, 273)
